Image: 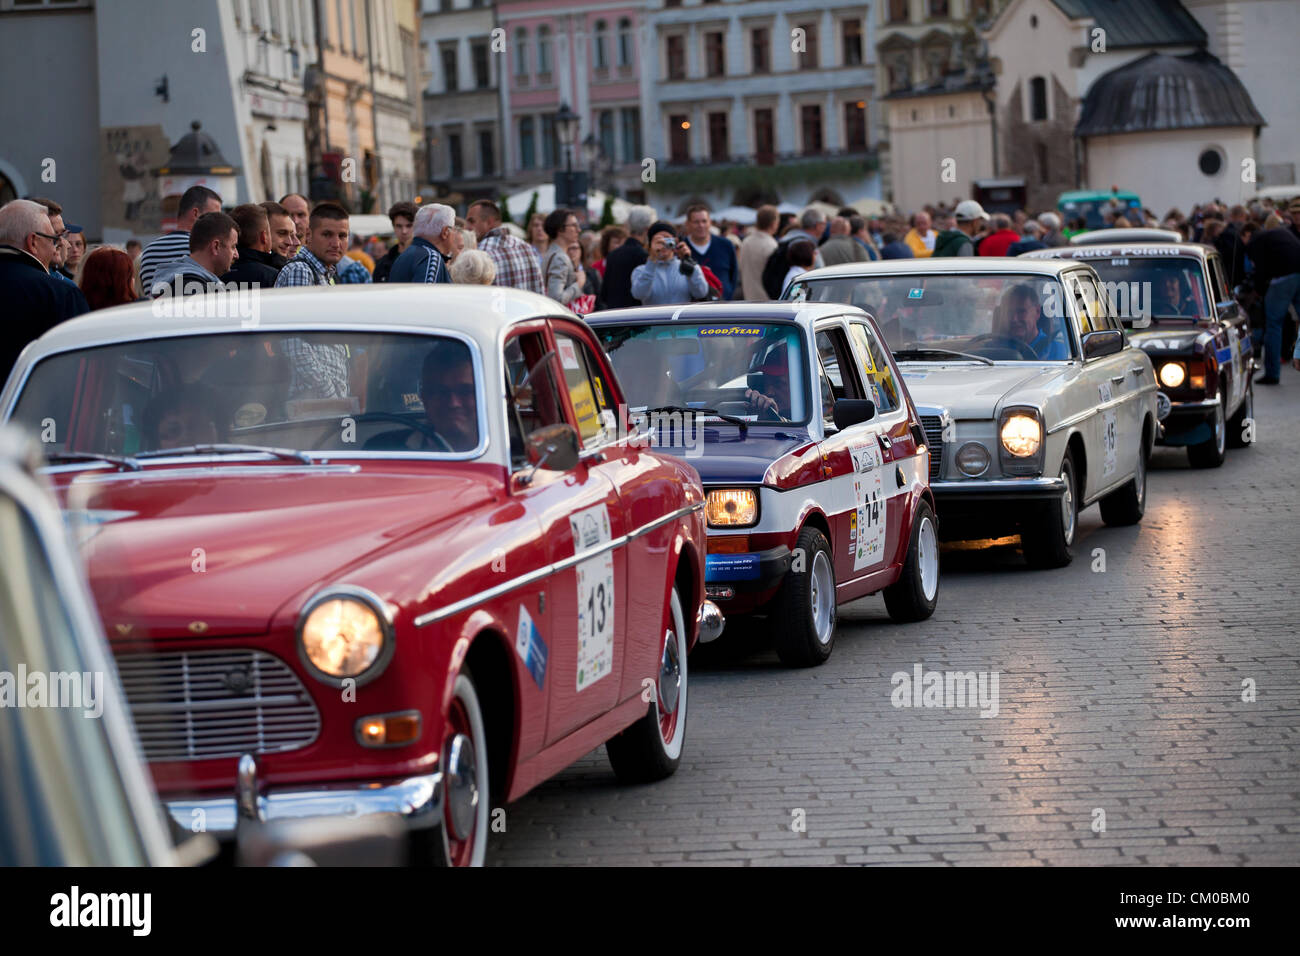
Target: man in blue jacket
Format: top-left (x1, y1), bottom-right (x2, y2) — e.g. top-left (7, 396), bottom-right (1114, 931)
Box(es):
top-left (0, 199), bottom-right (89, 377)
top-left (683, 204), bottom-right (738, 300)
top-left (389, 203), bottom-right (459, 284)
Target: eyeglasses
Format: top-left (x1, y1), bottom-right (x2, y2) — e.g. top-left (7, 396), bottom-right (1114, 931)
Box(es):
top-left (32, 232), bottom-right (61, 244)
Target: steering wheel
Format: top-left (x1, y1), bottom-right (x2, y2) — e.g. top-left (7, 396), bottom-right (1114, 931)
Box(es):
top-left (316, 411), bottom-right (453, 452)
top-left (968, 334), bottom-right (1038, 360)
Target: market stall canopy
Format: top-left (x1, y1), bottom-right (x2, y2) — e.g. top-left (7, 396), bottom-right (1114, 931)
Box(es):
top-left (502, 184), bottom-right (633, 223)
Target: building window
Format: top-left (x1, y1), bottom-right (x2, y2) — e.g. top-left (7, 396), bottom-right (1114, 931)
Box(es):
top-left (666, 34), bottom-right (686, 80)
top-left (537, 26), bottom-right (552, 80)
top-left (542, 113), bottom-right (557, 167)
top-left (708, 112), bottom-right (729, 163)
top-left (520, 117), bottom-right (536, 169)
top-left (479, 130), bottom-right (495, 176)
top-left (617, 17), bottom-right (633, 68)
top-left (888, 55), bottom-right (910, 91)
top-left (593, 20), bottom-right (608, 70)
top-left (441, 44), bottom-right (458, 93)
top-left (1030, 76), bottom-right (1047, 121)
top-left (705, 30), bottom-right (725, 77)
top-left (800, 104), bottom-right (823, 155)
top-left (1198, 148), bottom-right (1223, 176)
top-left (798, 23), bottom-right (818, 70)
top-left (844, 101), bottom-right (867, 150)
top-left (349, 0), bottom-right (360, 55)
top-left (448, 132), bottom-right (463, 179)
top-left (928, 0), bottom-right (949, 17)
top-left (598, 111), bottom-right (616, 161)
top-left (268, 0), bottom-right (281, 37)
top-left (620, 107), bottom-right (642, 161)
top-left (842, 19), bottom-right (863, 66)
top-left (926, 49), bottom-right (945, 83)
top-left (513, 29), bottom-right (528, 78)
top-left (472, 41), bottom-right (489, 89)
top-left (754, 108), bottom-right (775, 165)
top-left (669, 115), bottom-right (690, 163)
top-left (889, 0), bottom-right (909, 24)
top-left (751, 27), bottom-right (770, 74)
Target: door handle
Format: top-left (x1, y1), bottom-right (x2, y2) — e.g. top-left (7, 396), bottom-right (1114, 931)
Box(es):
top-left (1110, 375), bottom-right (1125, 385)
top-left (878, 434), bottom-right (893, 451)
top-left (1128, 365), bottom-right (1146, 376)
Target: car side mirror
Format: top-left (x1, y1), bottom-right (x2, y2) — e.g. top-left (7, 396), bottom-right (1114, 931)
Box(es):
top-left (1216, 299), bottom-right (1238, 319)
top-left (832, 399), bottom-right (876, 429)
top-left (525, 423), bottom-right (580, 473)
top-left (1081, 329), bottom-right (1124, 360)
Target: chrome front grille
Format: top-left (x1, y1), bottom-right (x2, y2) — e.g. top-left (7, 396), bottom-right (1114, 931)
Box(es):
top-left (919, 415), bottom-right (944, 481)
top-left (115, 649), bottom-right (320, 762)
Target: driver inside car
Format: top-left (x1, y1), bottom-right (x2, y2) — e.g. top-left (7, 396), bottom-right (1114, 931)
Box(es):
top-left (364, 342), bottom-right (479, 452)
top-left (743, 344), bottom-right (792, 419)
top-left (993, 284), bottom-right (1070, 359)
top-left (142, 384), bottom-right (223, 450)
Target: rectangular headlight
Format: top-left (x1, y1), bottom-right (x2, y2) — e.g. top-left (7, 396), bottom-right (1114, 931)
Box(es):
top-left (706, 488), bottom-right (758, 527)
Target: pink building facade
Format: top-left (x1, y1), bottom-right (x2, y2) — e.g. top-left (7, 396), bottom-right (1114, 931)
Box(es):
top-left (497, 0), bottom-right (647, 199)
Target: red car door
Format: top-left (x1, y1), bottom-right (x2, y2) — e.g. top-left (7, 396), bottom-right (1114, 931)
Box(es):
top-left (813, 322), bottom-right (894, 592)
top-left (541, 322), bottom-right (629, 745)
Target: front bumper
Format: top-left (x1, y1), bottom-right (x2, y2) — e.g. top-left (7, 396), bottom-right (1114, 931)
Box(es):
top-left (931, 476), bottom-right (1066, 540)
top-left (704, 546), bottom-right (791, 596)
top-left (1156, 395), bottom-right (1219, 446)
top-left (164, 753), bottom-right (442, 839)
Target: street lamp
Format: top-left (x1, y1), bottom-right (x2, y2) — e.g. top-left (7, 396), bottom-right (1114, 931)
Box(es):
top-left (556, 102), bottom-right (579, 175)
top-left (554, 102), bottom-right (584, 210)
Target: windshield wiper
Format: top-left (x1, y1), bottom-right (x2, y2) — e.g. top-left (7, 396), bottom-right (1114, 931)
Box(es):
top-left (645, 405), bottom-right (748, 437)
top-left (46, 451), bottom-right (142, 471)
top-left (134, 443), bottom-right (314, 465)
top-left (895, 346), bottom-right (995, 366)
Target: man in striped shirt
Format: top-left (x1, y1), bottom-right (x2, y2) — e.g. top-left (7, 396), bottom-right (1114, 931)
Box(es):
top-left (388, 203), bottom-right (458, 284)
top-left (467, 199), bottom-right (543, 294)
top-left (138, 185), bottom-right (223, 293)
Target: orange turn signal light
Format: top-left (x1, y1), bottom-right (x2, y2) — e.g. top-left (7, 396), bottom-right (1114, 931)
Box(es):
top-left (356, 711), bottom-right (421, 747)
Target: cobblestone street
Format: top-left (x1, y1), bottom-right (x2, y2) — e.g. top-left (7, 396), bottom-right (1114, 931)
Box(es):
top-left (494, 378), bottom-right (1300, 865)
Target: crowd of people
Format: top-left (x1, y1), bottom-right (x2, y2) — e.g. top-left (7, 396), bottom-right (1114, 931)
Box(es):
top-left (3, 187), bottom-right (1300, 383)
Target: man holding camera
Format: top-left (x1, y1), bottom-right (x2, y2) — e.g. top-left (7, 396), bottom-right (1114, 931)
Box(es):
top-left (630, 221), bottom-right (708, 306)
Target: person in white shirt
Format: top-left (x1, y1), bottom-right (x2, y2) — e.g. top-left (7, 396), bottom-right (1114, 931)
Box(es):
top-left (781, 238), bottom-right (816, 296)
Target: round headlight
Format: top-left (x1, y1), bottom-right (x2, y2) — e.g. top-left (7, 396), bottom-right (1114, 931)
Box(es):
top-left (956, 442), bottom-right (991, 477)
top-left (300, 594), bottom-right (388, 681)
top-left (1158, 362), bottom-right (1186, 388)
top-left (1000, 414), bottom-right (1041, 458)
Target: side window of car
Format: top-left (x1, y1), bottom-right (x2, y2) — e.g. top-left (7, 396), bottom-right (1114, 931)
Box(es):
top-left (554, 331), bottom-right (616, 449)
top-left (815, 327), bottom-right (864, 428)
top-left (504, 332), bottom-right (567, 471)
top-left (1207, 256), bottom-right (1229, 305)
top-left (1070, 275), bottom-right (1099, 336)
top-left (848, 322), bottom-right (900, 414)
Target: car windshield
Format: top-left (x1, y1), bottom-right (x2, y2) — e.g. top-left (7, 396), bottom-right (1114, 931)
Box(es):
top-left (789, 274), bottom-right (1075, 362)
top-left (1074, 256), bottom-right (1211, 321)
top-left (9, 331), bottom-right (482, 459)
top-left (593, 322), bottom-right (810, 423)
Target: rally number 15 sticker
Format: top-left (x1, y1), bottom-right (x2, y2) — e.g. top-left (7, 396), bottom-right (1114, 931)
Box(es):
top-left (570, 504), bottom-right (615, 692)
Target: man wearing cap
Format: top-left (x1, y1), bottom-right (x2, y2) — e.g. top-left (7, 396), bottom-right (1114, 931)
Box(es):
top-left (630, 222), bottom-right (707, 305)
top-left (931, 201), bottom-right (989, 257)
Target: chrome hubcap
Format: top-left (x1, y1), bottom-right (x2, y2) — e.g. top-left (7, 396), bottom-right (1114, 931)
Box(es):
top-left (1061, 466), bottom-right (1075, 545)
top-left (918, 517), bottom-right (939, 602)
top-left (810, 550), bottom-right (834, 644)
top-left (445, 732), bottom-right (479, 841)
top-left (658, 628), bottom-right (680, 715)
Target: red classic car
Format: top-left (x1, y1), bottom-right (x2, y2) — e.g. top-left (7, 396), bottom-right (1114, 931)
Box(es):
top-left (1, 285), bottom-right (718, 866)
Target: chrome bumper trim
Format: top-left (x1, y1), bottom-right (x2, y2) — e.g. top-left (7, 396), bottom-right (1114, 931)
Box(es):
top-left (931, 476), bottom-right (1067, 495)
top-left (696, 600), bottom-right (725, 643)
top-left (166, 771), bottom-right (444, 837)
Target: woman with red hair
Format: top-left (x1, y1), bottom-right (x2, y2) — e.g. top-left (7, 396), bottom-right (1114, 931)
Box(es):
top-left (78, 246), bottom-right (139, 311)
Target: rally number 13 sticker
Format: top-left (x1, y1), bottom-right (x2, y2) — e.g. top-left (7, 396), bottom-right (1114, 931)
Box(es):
top-left (570, 504), bottom-right (615, 692)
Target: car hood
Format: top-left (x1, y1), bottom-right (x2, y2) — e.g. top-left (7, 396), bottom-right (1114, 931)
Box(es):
top-left (653, 428), bottom-right (813, 484)
top-left (900, 363), bottom-right (1065, 419)
top-left (1129, 326), bottom-right (1210, 354)
top-left (53, 464), bottom-right (498, 641)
